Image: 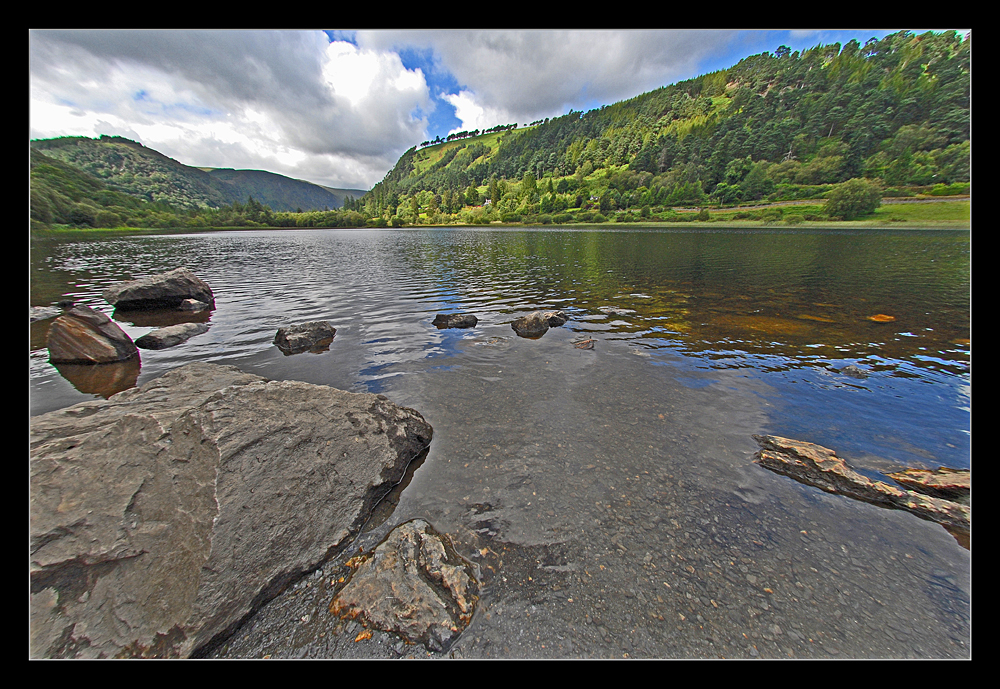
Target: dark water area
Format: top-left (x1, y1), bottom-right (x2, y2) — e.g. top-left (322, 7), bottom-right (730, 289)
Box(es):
top-left (29, 227), bottom-right (971, 658)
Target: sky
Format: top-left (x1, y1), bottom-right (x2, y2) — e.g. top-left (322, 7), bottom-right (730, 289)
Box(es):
top-left (29, 29), bottom-right (963, 192)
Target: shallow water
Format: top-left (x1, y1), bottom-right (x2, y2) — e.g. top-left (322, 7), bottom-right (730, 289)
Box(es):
top-left (29, 227), bottom-right (971, 658)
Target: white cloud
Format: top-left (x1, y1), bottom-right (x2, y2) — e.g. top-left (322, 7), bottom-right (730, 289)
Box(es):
top-left (29, 30), bottom-right (433, 189)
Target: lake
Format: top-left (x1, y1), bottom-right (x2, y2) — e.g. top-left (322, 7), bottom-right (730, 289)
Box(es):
top-left (29, 227), bottom-right (971, 658)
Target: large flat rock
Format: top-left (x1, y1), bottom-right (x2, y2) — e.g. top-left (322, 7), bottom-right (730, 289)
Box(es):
top-left (29, 362), bottom-right (433, 658)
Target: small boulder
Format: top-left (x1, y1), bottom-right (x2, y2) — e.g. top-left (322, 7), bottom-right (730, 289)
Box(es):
top-left (103, 268), bottom-right (215, 311)
top-left (30, 306), bottom-right (63, 322)
top-left (840, 364), bottom-right (868, 378)
top-left (274, 321), bottom-right (337, 355)
top-left (47, 305), bottom-right (139, 364)
top-left (511, 310), bottom-right (569, 338)
top-left (135, 323), bottom-right (209, 350)
top-left (432, 313), bottom-right (478, 329)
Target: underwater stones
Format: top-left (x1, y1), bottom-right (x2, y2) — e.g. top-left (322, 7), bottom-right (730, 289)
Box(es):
top-left (329, 519), bottom-right (477, 653)
top-left (752, 435), bottom-right (970, 543)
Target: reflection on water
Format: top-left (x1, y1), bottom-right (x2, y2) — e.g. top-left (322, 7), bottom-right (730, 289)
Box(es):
top-left (29, 227), bottom-right (971, 658)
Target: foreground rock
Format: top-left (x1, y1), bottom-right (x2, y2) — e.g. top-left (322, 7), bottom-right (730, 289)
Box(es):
top-left (511, 310), bottom-right (569, 338)
top-left (329, 519), bottom-right (477, 652)
top-left (135, 322), bottom-right (209, 350)
top-left (432, 313), bottom-right (478, 329)
top-left (47, 305), bottom-right (139, 364)
top-left (103, 268), bottom-right (215, 311)
top-left (274, 321), bottom-right (337, 355)
top-left (752, 435), bottom-right (970, 542)
top-left (29, 362), bottom-right (433, 658)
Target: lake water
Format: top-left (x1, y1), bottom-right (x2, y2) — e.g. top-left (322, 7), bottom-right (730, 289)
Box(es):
top-left (29, 227), bottom-right (971, 658)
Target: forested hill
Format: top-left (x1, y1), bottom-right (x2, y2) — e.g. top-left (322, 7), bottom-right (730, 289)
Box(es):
top-left (359, 30), bottom-right (969, 220)
top-left (30, 135), bottom-right (364, 212)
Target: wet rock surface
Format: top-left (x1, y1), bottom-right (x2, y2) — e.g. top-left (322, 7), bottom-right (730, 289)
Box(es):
top-left (886, 468), bottom-right (970, 504)
top-left (274, 321), bottom-right (337, 355)
top-left (752, 435), bottom-right (970, 542)
top-left (329, 519), bottom-right (477, 652)
top-left (433, 313), bottom-right (479, 329)
top-left (511, 310), bottom-right (569, 339)
top-left (29, 362), bottom-right (433, 658)
top-left (46, 305), bottom-right (139, 364)
top-left (135, 322), bottom-right (209, 350)
top-left (103, 267), bottom-right (215, 311)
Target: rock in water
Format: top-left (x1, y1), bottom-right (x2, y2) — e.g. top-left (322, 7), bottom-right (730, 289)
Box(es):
top-left (46, 305), bottom-right (139, 364)
top-left (886, 467), bottom-right (971, 504)
top-left (103, 268), bottom-right (215, 311)
top-left (274, 321), bottom-right (337, 355)
top-left (135, 323), bottom-right (209, 350)
top-left (29, 362), bottom-right (433, 658)
top-left (752, 435), bottom-right (970, 541)
top-left (511, 310), bottom-right (569, 338)
top-left (432, 313), bottom-right (478, 329)
top-left (329, 519), bottom-right (478, 652)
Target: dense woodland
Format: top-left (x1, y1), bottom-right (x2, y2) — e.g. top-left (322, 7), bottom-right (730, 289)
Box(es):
top-left (30, 30), bottom-right (969, 231)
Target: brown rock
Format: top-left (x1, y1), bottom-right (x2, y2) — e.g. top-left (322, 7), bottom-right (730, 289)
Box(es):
top-left (47, 305), bottom-right (139, 364)
top-left (752, 435), bottom-right (970, 541)
top-left (887, 467), bottom-right (970, 504)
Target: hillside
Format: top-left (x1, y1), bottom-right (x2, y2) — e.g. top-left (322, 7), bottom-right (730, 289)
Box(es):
top-left (30, 135), bottom-right (356, 212)
top-left (359, 30), bottom-right (969, 225)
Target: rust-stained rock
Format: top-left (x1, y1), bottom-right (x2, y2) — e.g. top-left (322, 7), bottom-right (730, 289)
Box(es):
top-left (887, 467), bottom-right (970, 504)
top-left (329, 519), bottom-right (478, 652)
top-left (47, 305), bottom-right (139, 364)
top-left (752, 435), bottom-right (970, 542)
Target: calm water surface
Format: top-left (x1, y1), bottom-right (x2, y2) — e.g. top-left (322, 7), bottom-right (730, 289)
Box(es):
top-left (29, 227), bottom-right (971, 658)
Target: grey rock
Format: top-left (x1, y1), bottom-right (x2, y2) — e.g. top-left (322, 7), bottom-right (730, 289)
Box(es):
top-left (511, 310), bottom-right (569, 338)
top-left (432, 313), bottom-right (478, 329)
top-left (329, 519), bottom-right (477, 652)
top-left (29, 362), bottom-right (433, 658)
top-left (46, 305), bottom-right (139, 364)
top-left (103, 268), bottom-right (215, 310)
top-left (274, 321), bottom-right (337, 355)
top-left (135, 323), bottom-right (210, 350)
top-left (178, 299), bottom-right (211, 312)
top-left (30, 306), bottom-right (63, 322)
top-left (841, 364), bottom-right (868, 378)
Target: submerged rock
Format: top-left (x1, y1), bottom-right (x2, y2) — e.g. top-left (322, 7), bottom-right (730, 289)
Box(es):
top-left (752, 435), bottom-right (970, 543)
top-left (135, 322), bottom-right (209, 350)
top-left (840, 364), bottom-right (868, 378)
top-left (329, 519), bottom-right (478, 652)
top-left (103, 268), bottom-right (215, 311)
top-left (511, 310), bottom-right (569, 338)
top-left (274, 321), bottom-right (336, 355)
top-left (29, 362), bottom-right (433, 658)
top-left (432, 313), bottom-right (478, 329)
top-left (46, 305), bottom-right (139, 364)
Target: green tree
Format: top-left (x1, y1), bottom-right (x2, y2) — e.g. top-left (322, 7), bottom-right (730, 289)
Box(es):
top-left (825, 178), bottom-right (882, 220)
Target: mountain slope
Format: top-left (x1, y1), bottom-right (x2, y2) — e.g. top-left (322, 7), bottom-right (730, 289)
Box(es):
top-left (30, 135), bottom-right (356, 212)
